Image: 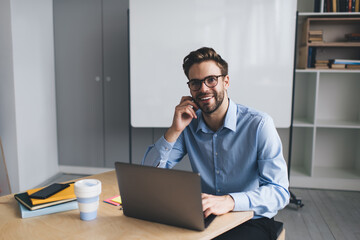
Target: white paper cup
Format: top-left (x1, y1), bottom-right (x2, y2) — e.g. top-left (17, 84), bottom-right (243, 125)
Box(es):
top-left (74, 179), bottom-right (101, 221)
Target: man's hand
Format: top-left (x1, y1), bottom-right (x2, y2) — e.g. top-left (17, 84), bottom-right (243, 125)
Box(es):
top-left (164, 96), bottom-right (199, 143)
top-left (202, 193), bottom-right (235, 218)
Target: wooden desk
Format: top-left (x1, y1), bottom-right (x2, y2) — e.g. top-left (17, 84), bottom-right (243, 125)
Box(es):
top-left (0, 171), bottom-right (253, 240)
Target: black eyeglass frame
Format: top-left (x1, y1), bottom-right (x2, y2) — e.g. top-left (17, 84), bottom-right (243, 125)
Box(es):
top-left (186, 74), bottom-right (226, 91)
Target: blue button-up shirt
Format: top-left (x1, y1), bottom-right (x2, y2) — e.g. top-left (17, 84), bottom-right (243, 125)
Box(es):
top-left (142, 99), bottom-right (289, 218)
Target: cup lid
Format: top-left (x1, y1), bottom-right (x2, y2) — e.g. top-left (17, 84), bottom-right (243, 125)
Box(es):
top-left (74, 179), bottom-right (101, 194)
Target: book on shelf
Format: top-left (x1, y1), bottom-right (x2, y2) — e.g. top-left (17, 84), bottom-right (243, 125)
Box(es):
top-left (346, 33), bottom-right (360, 42)
top-left (307, 47), bottom-right (317, 68)
top-left (309, 30), bottom-right (323, 35)
top-left (315, 60), bottom-right (330, 69)
top-left (314, 0), bottom-right (321, 12)
top-left (324, 0), bottom-right (331, 12)
top-left (340, 0), bottom-right (347, 11)
top-left (308, 30), bottom-right (323, 43)
top-left (351, 0), bottom-right (355, 11)
top-left (349, 0), bottom-right (352, 12)
top-left (324, 0), bottom-right (359, 12)
top-left (316, 60), bottom-right (329, 64)
top-left (330, 59), bottom-right (360, 65)
top-left (26, 183), bottom-right (76, 206)
top-left (330, 63), bottom-right (346, 69)
top-left (346, 64), bottom-right (360, 69)
top-left (315, 64), bottom-right (329, 69)
top-left (14, 191), bottom-right (76, 210)
top-left (17, 200), bottom-right (78, 218)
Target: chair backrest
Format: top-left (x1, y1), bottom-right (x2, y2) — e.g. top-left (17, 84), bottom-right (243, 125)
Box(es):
top-left (0, 138), bottom-right (11, 196)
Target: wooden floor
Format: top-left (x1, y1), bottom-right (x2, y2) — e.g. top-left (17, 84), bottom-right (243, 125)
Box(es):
top-left (276, 188), bottom-right (360, 240)
top-left (51, 174), bottom-right (360, 240)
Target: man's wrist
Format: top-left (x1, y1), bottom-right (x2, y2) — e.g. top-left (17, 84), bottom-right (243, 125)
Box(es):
top-left (164, 127), bottom-right (182, 143)
top-left (227, 195), bottom-right (235, 211)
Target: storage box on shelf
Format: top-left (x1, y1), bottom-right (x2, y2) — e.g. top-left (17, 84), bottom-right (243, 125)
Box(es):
top-left (291, 2), bottom-right (360, 190)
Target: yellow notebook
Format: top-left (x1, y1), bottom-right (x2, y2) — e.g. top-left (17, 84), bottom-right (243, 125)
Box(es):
top-left (27, 183), bottom-right (76, 206)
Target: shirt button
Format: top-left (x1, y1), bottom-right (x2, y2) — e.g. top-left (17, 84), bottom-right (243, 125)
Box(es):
top-left (165, 148), bottom-right (169, 151)
top-left (217, 189), bottom-right (220, 193)
top-left (215, 152), bottom-right (218, 156)
top-left (216, 170), bottom-right (220, 174)
top-left (214, 134), bottom-right (217, 137)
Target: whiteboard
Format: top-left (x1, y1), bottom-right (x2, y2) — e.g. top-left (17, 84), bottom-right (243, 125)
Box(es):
top-left (130, 0), bottom-right (297, 128)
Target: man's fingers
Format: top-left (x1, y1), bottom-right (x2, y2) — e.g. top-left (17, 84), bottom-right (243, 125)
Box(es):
top-left (202, 194), bottom-right (235, 217)
top-left (176, 104), bottom-right (197, 119)
top-left (204, 209), bottom-right (212, 218)
top-left (202, 193), bottom-right (210, 199)
top-left (179, 96), bottom-right (199, 111)
top-left (202, 202), bottom-right (213, 218)
top-left (202, 199), bottom-right (209, 212)
top-left (180, 101), bottom-right (198, 111)
top-left (180, 96), bottom-right (193, 104)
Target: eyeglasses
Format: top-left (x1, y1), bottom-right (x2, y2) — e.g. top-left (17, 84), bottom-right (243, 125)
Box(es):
top-left (187, 75), bottom-right (225, 91)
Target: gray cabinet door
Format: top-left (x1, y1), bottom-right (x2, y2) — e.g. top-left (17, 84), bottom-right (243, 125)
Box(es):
top-left (54, 0), bottom-right (104, 167)
top-left (103, 0), bottom-right (130, 167)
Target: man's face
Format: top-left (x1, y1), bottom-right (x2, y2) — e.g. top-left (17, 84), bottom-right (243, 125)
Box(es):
top-left (188, 60), bottom-right (229, 114)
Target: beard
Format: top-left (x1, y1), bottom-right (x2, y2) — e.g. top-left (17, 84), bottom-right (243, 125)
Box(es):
top-left (194, 89), bottom-right (225, 115)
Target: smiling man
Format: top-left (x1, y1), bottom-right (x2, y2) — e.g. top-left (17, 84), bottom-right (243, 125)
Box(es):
top-left (142, 47), bottom-right (289, 240)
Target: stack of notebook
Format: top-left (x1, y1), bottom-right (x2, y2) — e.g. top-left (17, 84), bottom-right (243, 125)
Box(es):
top-left (14, 183), bottom-right (78, 218)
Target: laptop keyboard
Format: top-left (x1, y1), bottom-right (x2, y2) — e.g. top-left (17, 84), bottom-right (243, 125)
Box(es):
top-left (204, 214), bottom-right (216, 228)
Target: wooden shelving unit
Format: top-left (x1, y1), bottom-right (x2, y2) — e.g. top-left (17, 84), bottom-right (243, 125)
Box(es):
top-left (298, 17), bottom-right (360, 69)
top-left (290, 1), bottom-right (360, 191)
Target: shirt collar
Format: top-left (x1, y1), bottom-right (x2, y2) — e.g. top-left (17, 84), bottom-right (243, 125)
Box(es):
top-left (223, 99), bottom-right (237, 132)
top-left (196, 99), bottom-right (237, 133)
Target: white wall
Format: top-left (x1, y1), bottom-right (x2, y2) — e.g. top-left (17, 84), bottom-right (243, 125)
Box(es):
top-left (0, 0), bottom-right (59, 192)
top-left (0, 0), bottom-right (20, 192)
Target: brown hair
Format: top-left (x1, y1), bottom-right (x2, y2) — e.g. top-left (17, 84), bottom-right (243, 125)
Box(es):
top-left (182, 47), bottom-right (228, 79)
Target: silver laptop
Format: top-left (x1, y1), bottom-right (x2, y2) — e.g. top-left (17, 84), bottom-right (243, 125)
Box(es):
top-left (114, 162), bottom-right (215, 231)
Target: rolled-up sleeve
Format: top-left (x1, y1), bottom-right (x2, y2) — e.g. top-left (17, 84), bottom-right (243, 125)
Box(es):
top-left (142, 135), bottom-right (186, 168)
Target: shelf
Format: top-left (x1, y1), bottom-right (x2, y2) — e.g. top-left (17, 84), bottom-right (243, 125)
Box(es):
top-left (296, 69), bottom-right (319, 73)
top-left (291, 167), bottom-right (360, 191)
top-left (314, 128), bottom-right (360, 176)
top-left (308, 42), bottom-right (360, 47)
top-left (297, 16), bottom-right (360, 69)
top-left (297, 69), bottom-right (360, 73)
top-left (313, 166), bottom-right (360, 179)
top-left (293, 72), bottom-right (317, 125)
top-left (293, 3), bottom-right (360, 191)
top-left (317, 73), bottom-right (360, 123)
top-left (293, 0), bottom-right (360, 191)
top-left (316, 119), bottom-right (360, 128)
top-left (290, 165), bottom-right (311, 177)
top-left (293, 118), bottom-right (314, 127)
top-left (291, 128), bottom-right (314, 176)
top-left (299, 12), bottom-right (360, 16)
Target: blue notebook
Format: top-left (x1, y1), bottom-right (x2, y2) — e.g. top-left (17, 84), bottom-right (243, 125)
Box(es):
top-left (18, 200), bottom-right (78, 218)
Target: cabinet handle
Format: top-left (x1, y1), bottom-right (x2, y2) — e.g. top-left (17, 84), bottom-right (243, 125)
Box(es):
top-left (106, 76), bottom-right (111, 82)
top-left (95, 76), bottom-right (101, 82)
